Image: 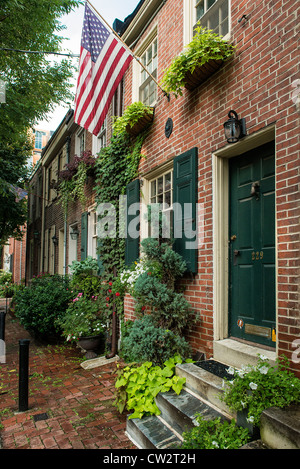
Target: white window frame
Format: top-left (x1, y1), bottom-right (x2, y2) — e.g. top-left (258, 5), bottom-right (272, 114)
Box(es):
top-left (140, 160), bottom-right (173, 242)
top-left (87, 206), bottom-right (98, 259)
top-left (75, 128), bottom-right (86, 156)
top-left (92, 118), bottom-right (107, 155)
top-left (132, 27), bottom-right (158, 106)
top-left (183, 0), bottom-right (231, 45)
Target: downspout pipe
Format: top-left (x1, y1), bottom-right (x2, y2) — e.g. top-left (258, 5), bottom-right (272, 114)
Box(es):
top-left (63, 136), bottom-right (71, 276)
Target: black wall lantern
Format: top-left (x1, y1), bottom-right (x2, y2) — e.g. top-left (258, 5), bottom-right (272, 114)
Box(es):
top-left (70, 227), bottom-right (79, 240)
top-left (52, 234), bottom-right (58, 246)
top-left (223, 110), bottom-right (246, 143)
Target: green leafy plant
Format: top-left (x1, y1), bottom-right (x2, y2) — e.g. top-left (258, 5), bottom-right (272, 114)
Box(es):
top-left (114, 355), bottom-right (188, 419)
top-left (13, 274), bottom-right (72, 338)
top-left (221, 354), bottom-right (300, 427)
top-left (113, 101), bottom-right (154, 135)
top-left (121, 315), bottom-right (191, 366)
top-left (57, 293), bottom-right (106, 342)
top-left (58, 151), bottom-right (97, 213)
top-left (69, 256), bottom-right (99, 277)
top-left (180, 414), bottom-right (250, 449)
top-left (161, 26), bottom-right (235, 97)
top-left (94, 130), bottom-right (144, 286)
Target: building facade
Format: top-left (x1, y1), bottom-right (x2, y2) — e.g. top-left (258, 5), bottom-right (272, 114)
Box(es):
top-left (25, 0), bottom-right (299, 376)
top-left (118, 0), bottom-right (299, 375)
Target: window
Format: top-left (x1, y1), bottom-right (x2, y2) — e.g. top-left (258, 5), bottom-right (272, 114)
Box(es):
top-left (149, 170), bottom-right (173, 238)
top-left (76, 128), bottom-right (86, 156)
top-left (92, 118), bottom-right (107, 155)
top-left (184, 0), bottom-right (230, 44)
top-left (34, 131), bottom-right (45, 150)
top-left (139, 37), bottom-right (158, 106)
top-left (195, 0), bottom-right (229, 36)
top-left (125, 149), bottom-right (198, 273)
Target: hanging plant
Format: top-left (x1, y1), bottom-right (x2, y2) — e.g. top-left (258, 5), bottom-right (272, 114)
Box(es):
top-left (58, 151), bottom-right (97, 213)
top-left (113, 101), bottom-right (154, 136)
top-left (161, 26), bottom-right (235, 98)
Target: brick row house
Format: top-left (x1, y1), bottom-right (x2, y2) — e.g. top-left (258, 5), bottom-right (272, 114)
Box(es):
top-left (26, 0), bottom-right (299, 376)
top-left (26, 110), bottom-right (108, 280)
top-left (117, 0), bottom-right (300, 376)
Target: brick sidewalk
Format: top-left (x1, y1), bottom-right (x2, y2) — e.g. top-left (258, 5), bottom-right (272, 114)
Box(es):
top-left (0, 312), bottom-right (136, 450)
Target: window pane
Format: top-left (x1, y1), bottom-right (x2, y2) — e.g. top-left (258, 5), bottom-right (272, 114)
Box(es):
top-left (196, 0), bottom-right (204, 20)
top-left (165, 190), bottom-right (171, 206)
top-left (165, 172), bottom-right (171, 191)
top-left (207, 0), bottom-right (216, 9)
top-left (157, 176), bottom-right (163, 194)
top-left (151, 180), bottom-right (156, 198)
top-left (147, 45), bottom-right (152, 64)
top-left (157, 193), bottom-right (163, 204)
top-left (220, 18), bottom-right (228, 36)
top-left (209, 10), bottom-right (219, 31)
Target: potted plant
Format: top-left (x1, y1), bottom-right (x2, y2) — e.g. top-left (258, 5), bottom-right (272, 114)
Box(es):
top-left (221, 354), bottom-right (300, 433)
top-left (113, 101), bottom-right (154, 137)
top-left (161, 26), bottom-right (235, 98)
top-left (58, 293), bottom-right (106, 358)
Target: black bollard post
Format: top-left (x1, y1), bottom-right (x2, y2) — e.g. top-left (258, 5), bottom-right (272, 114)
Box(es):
top-left (19, 339), bottom-right (30, 412)
top-left (0, 312), bottom-right (5, 342)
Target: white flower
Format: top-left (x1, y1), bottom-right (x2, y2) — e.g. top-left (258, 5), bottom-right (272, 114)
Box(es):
top-left (258, 354), bottom-right (268, 361)
top-left (249, 382), bottom-right (258, 390)
top-left (247, 416), bottom-right (255, 423)
top-left (227, 366), bottom-right (235, 375)
top-left (259, 366), bottom-right (269, 375)
top-left (212, 441), bottom-right (219, 448)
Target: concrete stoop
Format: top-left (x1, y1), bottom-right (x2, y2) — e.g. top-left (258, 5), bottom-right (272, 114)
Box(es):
top-left (126, 361), bottom-right (235, 450)
top-left (126, 361), bottom-right (300, 450)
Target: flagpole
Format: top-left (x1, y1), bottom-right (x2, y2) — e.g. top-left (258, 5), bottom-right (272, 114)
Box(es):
top-left (85, 0), bottom-right (170, 100)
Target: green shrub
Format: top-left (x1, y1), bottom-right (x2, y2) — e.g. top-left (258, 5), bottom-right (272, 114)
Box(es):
top-left (119, 238), bottom-right (197, 335)
top-left (180, 414), bottom-right (250, 449)
top-left (14, 274), bottom-right (72, 338)
top-left (121, 315), bottom-right (191, 366)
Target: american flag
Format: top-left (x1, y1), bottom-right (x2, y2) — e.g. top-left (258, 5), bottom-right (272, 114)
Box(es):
top-left (74, 3), bottom-right (133, 136)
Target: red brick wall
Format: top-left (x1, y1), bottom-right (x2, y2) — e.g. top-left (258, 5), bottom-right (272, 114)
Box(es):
top-left (122, 0), bottom-right (300, 374)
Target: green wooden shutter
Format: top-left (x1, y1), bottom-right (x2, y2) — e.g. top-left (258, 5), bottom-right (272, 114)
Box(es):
top-left (80, 211), bottom-right (88, 261)
top-left (125, 179), bottom-right (140, 266)
top-left (173, 147), bottom-right (198, 273)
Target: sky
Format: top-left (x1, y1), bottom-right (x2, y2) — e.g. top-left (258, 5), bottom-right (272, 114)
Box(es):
top-left (37, 0), bottom-right (140, 132)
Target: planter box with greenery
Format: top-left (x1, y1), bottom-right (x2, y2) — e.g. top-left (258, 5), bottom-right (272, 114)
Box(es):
top-left (161, 26), bottom-right (235, 98)
top-left (113, 102), bottom-right (154, 137)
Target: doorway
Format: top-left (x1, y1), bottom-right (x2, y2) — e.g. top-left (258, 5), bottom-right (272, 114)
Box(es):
top-left (228, 142), bottom-right (276, 347)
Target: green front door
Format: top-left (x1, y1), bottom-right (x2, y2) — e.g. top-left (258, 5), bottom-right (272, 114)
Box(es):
top-left (229, 142), bottom-right (276, 348)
